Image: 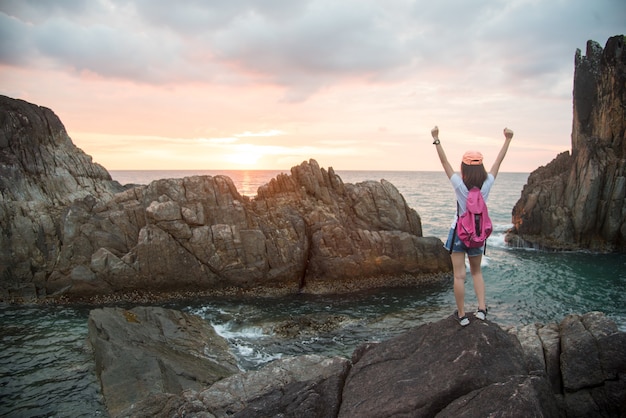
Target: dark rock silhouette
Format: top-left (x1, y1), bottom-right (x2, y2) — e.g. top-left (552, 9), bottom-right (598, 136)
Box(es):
top-left (507, 35), bottom-right (626, 251)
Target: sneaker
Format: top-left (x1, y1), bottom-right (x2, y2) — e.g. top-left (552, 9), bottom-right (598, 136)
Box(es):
top-left (454, 310), bottom-right (470, 327)
top-left (475, 308), bottom-right (488, 321)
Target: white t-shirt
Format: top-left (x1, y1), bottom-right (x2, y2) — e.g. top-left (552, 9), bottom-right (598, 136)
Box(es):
top-left (449, 173), bottom-right (495, 228)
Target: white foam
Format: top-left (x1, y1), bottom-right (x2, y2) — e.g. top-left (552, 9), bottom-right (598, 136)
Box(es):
top-left (488, 233), bottom-right (508, 249)
top-left (213, 322), bottom-right (266, 340)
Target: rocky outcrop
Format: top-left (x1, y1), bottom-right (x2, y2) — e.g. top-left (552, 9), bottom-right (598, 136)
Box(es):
top-left (507, 35), bottom-right (626, 251)
top-left (0, 94), bottom-right (451, 301)
top-left (0, 95), bottom-right (123, 300)
top-left (117, 354), bottom-right (351, 418)
top-left (511, 312), bottom-right (626, 417)
top-left (87, 306), bottom-right (240, 417)
top-left (339, 318), bottom-right (559, 418)
top-left (45, 160), bottom-right (450, 299)
top-left (98, 308), bottom-right (626, 417)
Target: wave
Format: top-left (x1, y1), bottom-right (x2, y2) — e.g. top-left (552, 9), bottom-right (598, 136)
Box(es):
top-left (213, 322), bottom-right (267, 340)
top-left (212, 321), bottom-right (284, 368)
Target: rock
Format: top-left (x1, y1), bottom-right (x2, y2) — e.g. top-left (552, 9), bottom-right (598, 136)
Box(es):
top-left (436, 375), bottom-right (558, 418)
top-left (0, 94), bottom-right (452, 301)
top-left (0, 95), bottom-right (123, 300)
top-left (507, 35), bottom-right (626, 252)
top-left (119, 354), bottom-right (350, 418)
top-left (196, 355), bottom-right (349, 418)
top-left (87, 306), bottom-right (240, 417)
top-left (96, 309), bottom-right (626, 417)
top-left (538, 322), bottom-right (562, 394)
top-left (268, 313), bottom-right (353, 338)
top-left (514, 323), bottom-right (547, 376)
top-left (560, 312), bottom-right (626, 417)
top-left (509, 311), bottom-right (626, 417)
top-left (339, 317), bottom-right (560, 417)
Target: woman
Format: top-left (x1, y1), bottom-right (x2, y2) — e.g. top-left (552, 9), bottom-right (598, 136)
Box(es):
top-left (431, 126), bottom-right (514, 326)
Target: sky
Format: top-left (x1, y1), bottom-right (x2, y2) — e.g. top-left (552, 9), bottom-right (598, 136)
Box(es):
top-left (1, 0), bottom-right (624, 173)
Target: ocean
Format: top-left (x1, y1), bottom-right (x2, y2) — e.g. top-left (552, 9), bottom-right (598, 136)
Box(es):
top-left (1, 170), bottom-right (625, 417)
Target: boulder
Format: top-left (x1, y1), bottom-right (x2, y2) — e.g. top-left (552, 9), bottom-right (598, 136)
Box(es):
top-left (87, 306), bottom-right (240, 417)
top-left (509, 311), bottom-right (626, 417)
top-left (92, 308), bottom-right (626, 417)
top-left (507, 35), bottom-right (626, 251)
top-left (0, 94), bottom-right (452, 301)
top-left (339, 317), bottom-right (560, 418)
top-left (116, 354), bottom-right (350, 418)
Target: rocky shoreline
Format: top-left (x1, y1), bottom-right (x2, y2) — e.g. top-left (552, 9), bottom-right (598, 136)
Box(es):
top-left (88, 306), bottom-right (626, 417)
top-left (2, 34), bottom-right (625, 417)
top-left (0, 93), bottom-right (451, 302)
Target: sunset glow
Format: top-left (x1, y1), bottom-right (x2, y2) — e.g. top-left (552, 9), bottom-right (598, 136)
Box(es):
top-left (1, 0), bottom-right (624, 172)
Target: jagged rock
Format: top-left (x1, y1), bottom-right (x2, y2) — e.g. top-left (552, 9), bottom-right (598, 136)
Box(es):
top-left (87, 306), bottom-right (240, 417)
top-left (507, 35), bottom-right (626, 251)
top-left (94, 308), bottom-right (626, 417)
top-left (509, 311), bottom-right (626, 417)
top-left (0, 95), bottom-right (123, 300)
top-left (0, 94), bottom-right (452, 301)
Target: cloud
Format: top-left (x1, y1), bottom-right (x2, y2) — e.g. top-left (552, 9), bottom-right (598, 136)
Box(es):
top-left (1, 0), bottom-right (624, 98)
top-left (0, 0), bottom-right (93, 23)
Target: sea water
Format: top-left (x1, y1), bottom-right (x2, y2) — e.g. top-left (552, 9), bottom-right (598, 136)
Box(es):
top-left (1, 170), bottom-right (625, 417)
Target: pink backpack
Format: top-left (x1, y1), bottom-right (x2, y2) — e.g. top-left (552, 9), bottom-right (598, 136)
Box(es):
top-left (456, 187), bottom-right (492, 249)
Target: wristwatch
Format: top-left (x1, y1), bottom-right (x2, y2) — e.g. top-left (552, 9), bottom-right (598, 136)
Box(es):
top-left (433, 139), bottom-right (440, 145)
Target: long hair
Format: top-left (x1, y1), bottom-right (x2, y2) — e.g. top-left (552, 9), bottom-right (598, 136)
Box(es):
top-left (461, 163), bottom-right (488, 189)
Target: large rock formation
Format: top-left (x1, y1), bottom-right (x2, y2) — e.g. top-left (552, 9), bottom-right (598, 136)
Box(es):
top-left (87, 306), bottom-right (240, 417)
top-left (0, 96), bottom-right (123, 300)
top-left (94, 308), bottom-right (626, 417)
top-left (0, 95), bottom-right (451, 301)
top-left (507, 35), bottom-right (626, 251)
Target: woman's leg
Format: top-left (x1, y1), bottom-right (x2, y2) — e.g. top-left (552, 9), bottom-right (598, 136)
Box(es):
top-left (468, 255), bottom-right (486, 311)
top-left (451, 252), bottom-right (467, 316)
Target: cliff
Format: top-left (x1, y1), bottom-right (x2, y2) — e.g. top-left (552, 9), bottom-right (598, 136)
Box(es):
top-left (0, 95), bottom-right (123, 299)
top-left (0, 95), bottom-right (451, 302)
top-left (507, 35), bottom-right (626, 251)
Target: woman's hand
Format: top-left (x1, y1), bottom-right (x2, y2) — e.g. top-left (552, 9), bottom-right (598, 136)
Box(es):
top-left (504, 127), bottom-right (514, 140)
top-left (431, 125), bottom-right (439, 140)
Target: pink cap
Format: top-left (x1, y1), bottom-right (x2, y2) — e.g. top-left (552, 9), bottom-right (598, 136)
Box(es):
top-left (462, 151), bottom-right (483, 165)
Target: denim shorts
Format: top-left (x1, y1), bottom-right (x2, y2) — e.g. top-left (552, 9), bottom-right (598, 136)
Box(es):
top-left (444, 227), bottom-right (484, 257)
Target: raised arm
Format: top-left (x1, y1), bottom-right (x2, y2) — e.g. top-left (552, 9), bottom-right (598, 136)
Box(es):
top-left (489, 128), bottom-right (514, 178)
top-left (431, 126), bottom-right (455, 179)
